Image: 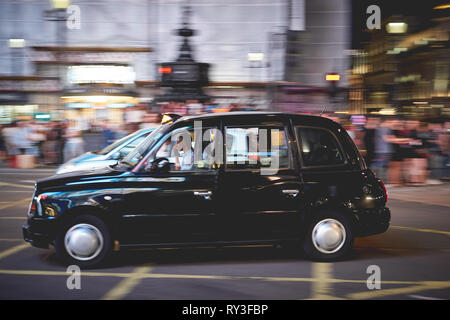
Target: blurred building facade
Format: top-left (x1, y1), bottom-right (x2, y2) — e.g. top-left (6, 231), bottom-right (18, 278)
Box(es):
top-left (351, 5), bottom-right (450, 117)
top-left (0, 0), bottom-right (353, 123)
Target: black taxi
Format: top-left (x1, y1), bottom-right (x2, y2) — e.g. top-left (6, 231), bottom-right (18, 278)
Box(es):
top-left (23, 112), bottom-right (390, 267)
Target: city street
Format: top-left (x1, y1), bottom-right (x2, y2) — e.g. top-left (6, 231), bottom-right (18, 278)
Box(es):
top-left (0, 168), bottom-right (448, 300)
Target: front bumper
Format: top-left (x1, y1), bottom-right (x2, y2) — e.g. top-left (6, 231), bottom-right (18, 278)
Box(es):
top-left (355, 207), bottom-right (391, 237)
top-left (22, 223), bottom-right (50, 249)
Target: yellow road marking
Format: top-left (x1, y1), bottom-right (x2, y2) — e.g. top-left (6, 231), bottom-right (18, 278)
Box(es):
top-left (309, 263), bottom-right (331, 299)
top-left (392, 226), bottom-right (450, 237)
top-left (0, 269), bottom-right (129, 278)
top-left (409, 294), bottom-right (445, 300)
top-left (101, 265), bottom-right (153, 300)
top-left (307, 263), bottom-right (344, 300)
top-left (0, 267), bottom-right (449, 299)
top-left (0, 198), bottom-right (31, 211)
top-left (0, 217), bottom-right (27, 220)
top-left (0, 244), bottom-right (30, 260)
top-left (0, 182), bottom-right (35, 189)
top-left (347, 281), bottom-right (450, 300)
top-left (1, 268), bottom-right (446, 288)
top-left (0, 238), bottom-right (23, 241)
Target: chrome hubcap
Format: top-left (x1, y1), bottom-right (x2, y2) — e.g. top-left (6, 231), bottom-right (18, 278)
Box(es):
top-left (64, 223), bottom-right (103, 261)
top-left (312, 218), bottom-right (346, 254)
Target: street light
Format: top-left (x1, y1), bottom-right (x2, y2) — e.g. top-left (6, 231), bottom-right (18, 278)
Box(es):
top-left (386, 22), bottom-right (408, 34)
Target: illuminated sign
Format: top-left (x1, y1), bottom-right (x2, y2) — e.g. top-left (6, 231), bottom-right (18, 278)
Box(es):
top-left (67, 65), bottom-right (136, 84)
top-left (66, 103), bottom-right (93, 108)
top-left (158, 67), bottom-right (172, 74)
top-left (34, 113), bottom-right (51, 121)
top-left (386, 22), bottom-right (408, 34)
top-left (326, 74), bottom-right (340, 81)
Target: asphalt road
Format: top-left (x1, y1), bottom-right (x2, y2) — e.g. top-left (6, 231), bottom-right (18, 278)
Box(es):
top-left (0, 168), bottom-right (449, 300)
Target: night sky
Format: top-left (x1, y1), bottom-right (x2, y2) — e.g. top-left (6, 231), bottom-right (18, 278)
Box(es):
top-left (351, 0), bottom-right (447, 48)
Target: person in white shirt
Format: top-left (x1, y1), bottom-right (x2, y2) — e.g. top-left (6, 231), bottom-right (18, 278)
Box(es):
top-left (63, 121), bottom-right (85, 162)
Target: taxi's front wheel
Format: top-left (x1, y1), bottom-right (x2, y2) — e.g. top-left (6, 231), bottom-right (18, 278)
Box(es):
top-left (303, 212), bottom-right (354, 261)
top-left (55, 214), bottom-right (112, 268)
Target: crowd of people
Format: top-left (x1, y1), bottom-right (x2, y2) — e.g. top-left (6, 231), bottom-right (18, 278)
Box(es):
top-left (0, 103), bottom-right (449, 186)
top-left (0, 120), bottom-right (76, 167)
top-left (348, 116), bottom-right (450, 187)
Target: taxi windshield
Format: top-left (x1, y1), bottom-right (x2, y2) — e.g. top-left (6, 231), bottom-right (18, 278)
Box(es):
top-left (119, 124), bottom-right (169, 168)
top-left (96, 131), bottom-right (139, 155)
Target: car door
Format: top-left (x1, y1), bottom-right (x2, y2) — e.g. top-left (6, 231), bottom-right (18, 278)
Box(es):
top-left (295, 125), bottom-right (365, 211)
top-left (119, 122), bottom-right (220, 245)
top-left (216, 118), bottom-right (303, 241)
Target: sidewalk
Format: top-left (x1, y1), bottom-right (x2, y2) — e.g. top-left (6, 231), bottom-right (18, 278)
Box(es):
top-left (387, 183), bottom-right (450, 207)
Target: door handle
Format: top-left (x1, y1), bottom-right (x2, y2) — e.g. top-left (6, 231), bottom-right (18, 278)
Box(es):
top-left (282, 189), bottom-right (299, 198)
top-left (194, 191), bottom-right (213, 200)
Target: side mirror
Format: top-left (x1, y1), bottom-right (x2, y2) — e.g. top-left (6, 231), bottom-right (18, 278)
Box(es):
top-left (146, 157), bottom-right (170, 174)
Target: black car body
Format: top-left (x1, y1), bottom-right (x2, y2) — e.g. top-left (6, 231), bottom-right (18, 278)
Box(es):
top-left (23, 112), bottom-right (390, 267)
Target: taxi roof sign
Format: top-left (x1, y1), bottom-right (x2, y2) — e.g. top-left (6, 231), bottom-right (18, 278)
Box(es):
top-left (161, 113), bottom-right (182, 125)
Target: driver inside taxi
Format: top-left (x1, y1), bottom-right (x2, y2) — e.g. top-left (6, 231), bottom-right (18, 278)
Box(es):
top-left (173, 135), bottom-right (194, 170)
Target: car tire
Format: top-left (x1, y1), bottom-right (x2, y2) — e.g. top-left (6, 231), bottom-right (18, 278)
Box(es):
top-left (55, 214), bottom-right (112, 268)
top-left (303, 212), bottom-right (353, 262)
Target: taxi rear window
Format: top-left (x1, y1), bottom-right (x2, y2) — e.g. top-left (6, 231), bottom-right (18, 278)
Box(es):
top-left (296, 127), bottom-right (345, 167)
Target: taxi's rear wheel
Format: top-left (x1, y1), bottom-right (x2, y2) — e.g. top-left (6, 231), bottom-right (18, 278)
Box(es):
top-left (303, 212), bottom-right (353, 261)
top-left (55, 214), bottom-right (112, 268)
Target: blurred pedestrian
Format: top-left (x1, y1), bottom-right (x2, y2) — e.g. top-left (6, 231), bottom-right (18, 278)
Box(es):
top-left (3, 122), bottom-right (20, 167)
top-left (63, 120), bottom-right (84, 162)
top-left (54, 122), bottom-right (66, 164)
top-left (101, 121), bottom-right (116, 148)
top-left (426, 122), bottom-right (444, 184)
top-left (441, 120), bottom-right (450, 180)
top-left (43, 123), bottom-right (58, 165)
top-left (404, 119), bottom-right (427, 185)
top-left (29, 121), bottom-right (47, 161)
top-left (363, 116), bottom-right (379, 167)
top-left (386, 119), bottom-right (409, 186)
top-left (372, 117), bottom-right (393, 182)
top-left (140, 112), bottom-right (161, 130)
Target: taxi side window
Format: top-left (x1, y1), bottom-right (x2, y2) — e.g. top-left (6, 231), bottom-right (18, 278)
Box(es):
top-left (225, 126), bottom-right (290, 171)
top-left (154, 126), bottom-right (219, 172)
top-left (297, 127), bottom-right (344, 167)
